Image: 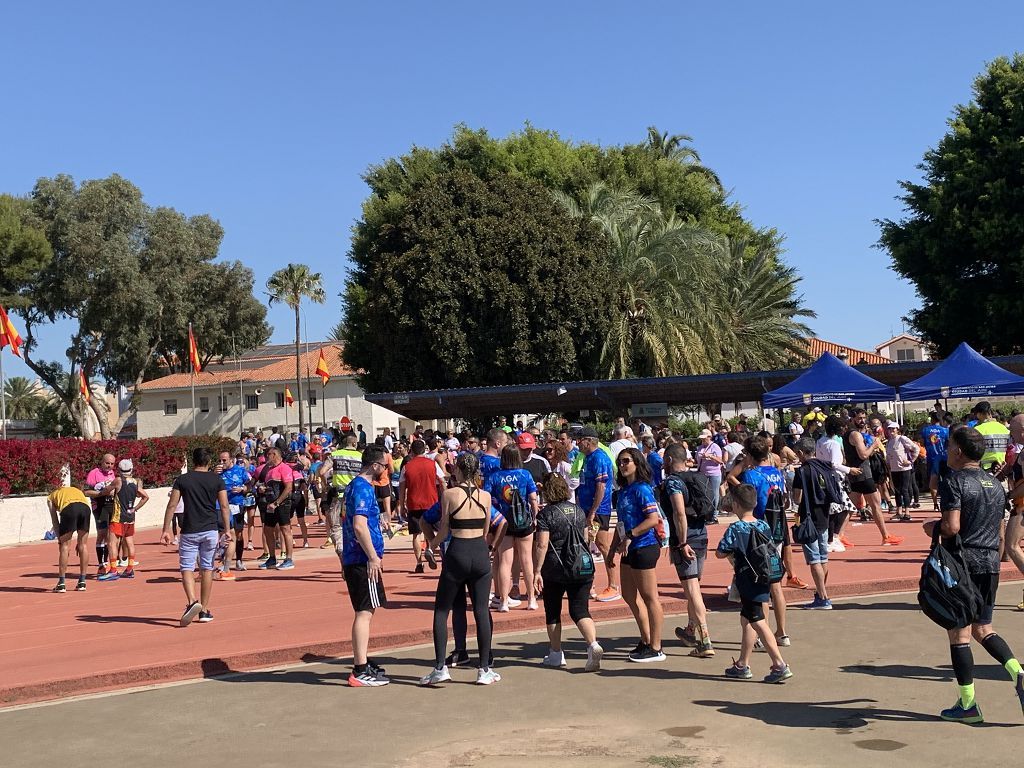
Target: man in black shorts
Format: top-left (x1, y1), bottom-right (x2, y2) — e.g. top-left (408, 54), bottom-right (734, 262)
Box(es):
top-left (926, 426), bottom-right (1024, 723)
top-left (47, 484), bottom-right (92, 592)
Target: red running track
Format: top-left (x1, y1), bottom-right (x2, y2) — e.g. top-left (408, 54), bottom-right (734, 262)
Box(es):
top-left (1, 510), bottom-right (1021, 706)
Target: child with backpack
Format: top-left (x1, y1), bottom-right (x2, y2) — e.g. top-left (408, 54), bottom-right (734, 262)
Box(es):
top-left (716, 483), bottom-right (793, 682)
top-left (791, 436), bottom-right (843, 609)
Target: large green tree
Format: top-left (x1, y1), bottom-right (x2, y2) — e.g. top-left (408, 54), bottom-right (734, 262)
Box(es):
top-left (341, 169), bottom-right (614, 391)
top-left (266, 263), bottom-right (326, 433)
top-left (0, 194), bottom-right (51, 308)
top-left (879, 54), bottom-right (1024, 355)
top-left (17, 174), bottom-right (270, 437)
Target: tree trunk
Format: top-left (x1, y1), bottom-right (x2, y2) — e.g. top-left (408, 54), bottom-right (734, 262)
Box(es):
top-left (89, 395), bottom-right (113, 440)
top-left (295, 306), bottom-right (304, 434)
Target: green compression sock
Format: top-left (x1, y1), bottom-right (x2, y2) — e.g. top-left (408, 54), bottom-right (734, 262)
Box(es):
top-left (1005, 658), bottom-right (1023, 681)
top-left (959, 683), bottom-right (976, 708)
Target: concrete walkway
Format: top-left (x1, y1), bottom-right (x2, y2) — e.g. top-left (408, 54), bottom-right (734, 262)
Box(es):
top-left (2, 593), bottom-right (1023, 767)
top-left (1, 509), bottom-right (1022, 706)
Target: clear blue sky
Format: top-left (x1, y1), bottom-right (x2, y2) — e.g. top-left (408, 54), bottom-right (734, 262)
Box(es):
top-left (2, 1), bottom-right (1022, 382)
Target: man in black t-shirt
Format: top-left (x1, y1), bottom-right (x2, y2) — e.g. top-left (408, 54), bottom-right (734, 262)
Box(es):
top-left (925, 427), bottom-right (1024, 724)
top-left (162, 448), bottom-right (231, 627)
top-left (791, 437), bottom-right (833, 609)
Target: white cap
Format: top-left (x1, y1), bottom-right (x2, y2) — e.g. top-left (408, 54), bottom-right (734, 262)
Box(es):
top-left (118, 459), bottom-right (133, 472)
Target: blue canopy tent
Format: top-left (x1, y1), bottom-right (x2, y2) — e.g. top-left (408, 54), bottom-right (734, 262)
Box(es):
top-left (898, 342), bottom-right (1024, 401)
top-left (763, 352), bottom-right (897, 408)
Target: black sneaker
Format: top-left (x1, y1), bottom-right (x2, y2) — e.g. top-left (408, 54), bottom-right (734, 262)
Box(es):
top-left (180, 601), bottom-right (202, 627)
top-left (367, 660), bottom-right (387, 677)
top-left (198, 610), bottom-right (214, 623)
top-left (628, 645), bottom-right (667, 663)
top-left (414, 563), bottom-right (424, 574)
top-left (629, 641), bottom-right (646, 658)
top-left (75, 577), bottom-right (87, 592)
top-left (423, 547), bottom-right (438, 570)
top-left (446, 650), bottom-right (472, 668)
top-left (54, 581), bottom-right (66, 593)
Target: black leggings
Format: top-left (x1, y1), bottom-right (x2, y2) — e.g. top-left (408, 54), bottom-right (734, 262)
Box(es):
top-left (433, 537), bottom-right (492, 668)
top-left (891, 470), bottom-right (913, 509)
top-left (542, 577), bottom-right (593, 625)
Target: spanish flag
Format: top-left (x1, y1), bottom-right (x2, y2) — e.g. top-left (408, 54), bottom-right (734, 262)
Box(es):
top-left (0, 306), bottom-right (23, 358)
top-left (188, 324), bottom-right (202, 373)
top-left (284, 386), bottom-right (294, 406)
top-left (315, 349), bottom-right (330, 386)
top-left (79, 371), bottom-right (90, 403)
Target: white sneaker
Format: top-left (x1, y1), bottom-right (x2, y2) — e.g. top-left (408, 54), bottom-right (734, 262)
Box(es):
top-left (542, 650), bottom-right (567, 668)
top-left (497, 603), bottom-right (510, 613)
top-left (585, 643), bottom-right (604, 672)
top-left (830, 540), bottom-right (846, 553)
top-left (419, 666), bottom-right (452, 686)
top-left (506, 597), bottom-right (522, 608)
top-left (235, 560), bottom-right (247, 571)
top-left (476, 667), bottom-right (501, 685)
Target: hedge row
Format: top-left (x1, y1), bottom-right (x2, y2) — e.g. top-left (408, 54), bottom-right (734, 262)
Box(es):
top-left (0, 436), bottom-right (236, 496)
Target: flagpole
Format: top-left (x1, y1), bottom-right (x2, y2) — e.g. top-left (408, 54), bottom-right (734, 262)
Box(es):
top-left (190, 323), bottom-right (197, 436)
top-left (234, 333), bottom-right (243, 437)
top-left (0, 350), bottom-right (7, 441)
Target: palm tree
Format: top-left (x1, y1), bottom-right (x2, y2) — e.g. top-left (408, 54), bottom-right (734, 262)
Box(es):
top-left (267, 264), bottom-right (326, 433)
top-left (3, 376), bottom-right (44, 420)
top-left (645, 126), bottom-right (723, 190)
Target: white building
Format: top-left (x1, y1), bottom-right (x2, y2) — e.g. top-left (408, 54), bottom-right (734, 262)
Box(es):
top-left (135, 342), bottom-right (442, 440)
top-left (875, 333), bottom-right (930, 363)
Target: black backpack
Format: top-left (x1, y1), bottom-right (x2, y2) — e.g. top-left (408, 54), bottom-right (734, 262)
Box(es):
top-left (763, 485), bottom-right (788, 544)
top-left (680, 472), bottom-right (716, 524)
top-left (549, 502), bottom-right (595, 582)
top-left (504, 484), bottom-right (534, 536)
top-left (743, 523), bottom-right (784, 584)
top-left (918, 525), bottom-right (984, 629)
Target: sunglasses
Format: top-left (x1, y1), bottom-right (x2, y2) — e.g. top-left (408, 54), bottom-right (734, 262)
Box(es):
top-left (617, 457), bottom-right (634, 465)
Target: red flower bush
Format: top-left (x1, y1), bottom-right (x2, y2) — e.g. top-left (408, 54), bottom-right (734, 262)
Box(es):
top-left (0, 436), bottom-right (236, 496)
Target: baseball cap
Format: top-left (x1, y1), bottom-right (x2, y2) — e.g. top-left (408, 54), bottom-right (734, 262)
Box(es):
top-left (117, 459), bottom-right (133, 472)
top-left (885, 420), bottom-right (900, 429)
top-left (580, 425), bottom-right (599, 439)
top-left (516, 432), bottom-right (536, 449)
top-left (699, 429), bottom-right (713, 439)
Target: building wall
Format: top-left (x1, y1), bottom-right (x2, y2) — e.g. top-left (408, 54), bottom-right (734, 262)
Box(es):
top-left (879, 338), bottom-right (928, 363)
top-left (137, 376), bottom-right (412, 439)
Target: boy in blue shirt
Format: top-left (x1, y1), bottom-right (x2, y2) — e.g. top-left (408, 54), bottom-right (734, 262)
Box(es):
top-left (716, 483), bottom-right (792, 683)
top-left (921, 412), bottom-right (949, 510)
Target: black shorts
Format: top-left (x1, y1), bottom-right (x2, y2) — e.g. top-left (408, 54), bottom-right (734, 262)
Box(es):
top-left (310, 485), bottom-right (322, 500)
top-left (58, 502), bottom-right (91, 536)
top-left (260, 501), bottom-right (293, 528)
top-left (374, 485), bottom-right (391, 501)
top-left (407, 509), bottom-right (426, 536)
top-left (970, 571), bottom-right (999, 626)
top-left (848, 477), bottom-right (877, 495)
top-left (511, 524), bottom-right (535, 539)
top-left (92, 500), bottom-right (113, 530)
top-left (594, 513), bottom-right (612, 532)
top-left (740, 597), bottom-right (765, 622)
top-left (344, 563), bottom-right (387, 612)
top-left (292, 494), bottom-right (308, 517)
top-left (622, 543), bottom-right (660, 570)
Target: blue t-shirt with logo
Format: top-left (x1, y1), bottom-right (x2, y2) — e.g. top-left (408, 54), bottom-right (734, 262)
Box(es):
top-left (221, 465), bottom-right (251, 507)
top-left (342, 476), bottom-right (385, 566)
top-left (479, 453), bottom-right (502, 485)
top-left (921, 424), bottom-right (949, 461)
top-left (740, 464), bottom-right (787, 521)
top-left (647, 451), bottom-right (664, 487)
top-left (616, 481), bottom-right (659, 551)
top-left (485, 469), bottom-right (537, 517)
top-left (578, 449), bottom-right (614, 516)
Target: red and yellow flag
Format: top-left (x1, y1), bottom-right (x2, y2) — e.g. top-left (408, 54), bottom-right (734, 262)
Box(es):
top-left (315, 349), bottom-right (330, 386)
top-left (188, 324), bottom-right (202, 373)
top-left (79, 371), bottom-right (91, 403)
top-left (284, 386), bottom-right (294, 406)
top-left (0, 306), bottom-right (24, 358)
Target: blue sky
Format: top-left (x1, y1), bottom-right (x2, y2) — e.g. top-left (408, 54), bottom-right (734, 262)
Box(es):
top-left (2, 1), bottom-right (1021, 382)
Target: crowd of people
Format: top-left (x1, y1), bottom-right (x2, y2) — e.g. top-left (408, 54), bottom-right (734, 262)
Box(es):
top-left (42, 404), bottom-right (1024, 721)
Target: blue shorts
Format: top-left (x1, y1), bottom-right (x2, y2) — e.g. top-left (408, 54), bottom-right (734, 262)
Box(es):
top-left (178, 531), bottom-right (219, 571)
top-left (801, 530), bottom-right (829, 566)
top-left (927, 457), bottom-right (947, 478)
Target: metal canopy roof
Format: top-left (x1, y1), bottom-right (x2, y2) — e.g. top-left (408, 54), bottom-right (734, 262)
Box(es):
top-left (365, 356), bottom-right (1024, 421)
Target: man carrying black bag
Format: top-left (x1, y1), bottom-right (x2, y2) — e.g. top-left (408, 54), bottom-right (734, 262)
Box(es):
top-left (923, 426), bottom-right (1024, 724)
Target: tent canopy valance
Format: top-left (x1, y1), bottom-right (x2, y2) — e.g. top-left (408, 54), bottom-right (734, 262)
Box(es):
top-left (763, 352), bottom-right (897, 408)
top-left (898, 342), bottom-right (1024, 401)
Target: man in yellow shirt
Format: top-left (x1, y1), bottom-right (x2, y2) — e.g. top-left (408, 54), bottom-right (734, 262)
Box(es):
top-left (47, 485), bottom-right (92, 593)
top-left (973, 401), bottom-right (1010, 473)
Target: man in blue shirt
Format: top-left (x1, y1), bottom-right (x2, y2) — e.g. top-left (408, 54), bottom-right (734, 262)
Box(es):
top-left (480, 427), bottom-right (508, 485)
top-left (578, 425), bottom-right (618, 602)
top-left (218, 450), bottom-right (251, 573)
top-left (341, 445), bottom-right (390, 687)
top-left (921, 412), bottom-right (950, 510)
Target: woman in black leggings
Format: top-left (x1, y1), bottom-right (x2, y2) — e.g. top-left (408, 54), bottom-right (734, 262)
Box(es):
top-left (420, 452), bottom-right (500, 686)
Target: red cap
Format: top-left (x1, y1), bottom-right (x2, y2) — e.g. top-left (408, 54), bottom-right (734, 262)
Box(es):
top-left (516, 432), bottom-right (536, 449)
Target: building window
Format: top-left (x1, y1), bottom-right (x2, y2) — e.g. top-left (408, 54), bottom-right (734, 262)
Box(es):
top-left (275, 392), bottom-right (285, 408)
top-left (245, 394), bottom-right (259, 410)
top-left (896, 348), bottom-right (916, 362)
top-left (199, 396), bottom-right (210, 413)
top-left (309, 390), bottom-right (317, 407)
top-left (164, 399), bottom-right (178, 415)
top-left (217, 395), bottom-right (229, 412)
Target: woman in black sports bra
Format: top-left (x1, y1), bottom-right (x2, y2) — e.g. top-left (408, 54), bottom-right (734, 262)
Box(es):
top-left (420, 452), bottom-right (501, 686)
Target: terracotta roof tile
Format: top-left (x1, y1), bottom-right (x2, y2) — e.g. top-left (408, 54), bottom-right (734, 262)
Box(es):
top-left (807, 338), bottom-right (891, 366)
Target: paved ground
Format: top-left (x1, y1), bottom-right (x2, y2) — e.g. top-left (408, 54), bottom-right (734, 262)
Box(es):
top-left (2, 592), bottom-right (1023, 767)
top-left (2, 508), bottom-right (1023, 705)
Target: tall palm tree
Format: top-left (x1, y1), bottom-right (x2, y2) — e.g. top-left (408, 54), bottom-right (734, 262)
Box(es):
top-left (3, 376), bottom-right (44, 420)
top-left (645, 126), bottom-right (723, 190)
top-left (267, 264), bottom-right (326, 433)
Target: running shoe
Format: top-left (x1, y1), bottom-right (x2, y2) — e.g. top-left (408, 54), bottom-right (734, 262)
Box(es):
top-left (764, 664), bottom-right (793, 683)
top-left (802, 595), bottom-right (832, 610)
top-left (675, 626), bottom-right (698, 646)
top-left (423, 547), bottom-right (437, 570)
top-left (414, 563), bottom-right (424, 574)
top-left (348, 670), bottom-right (390, 687)
top-left (882, 535), bottom-right (904, 546)
top-left (445, 650), bottom-right (471, 668)
top-left (585, 643), bottom-right (604, 672)
top-left (256, 552), bottom-right (270, 562)
top-left (628, 644), bottom-right (666, 663)
top-left (302, 541), bottom-right (310, 548)
top-left (277, 559), bottom-right (295, 570)
top-left (235, 560), bottom-right (247, 571)
top-left (838, 535), bottom-right (855, 548)
top-left (754, 638), bottom-right (765, 652)
top-left (786, 576), bottom-right (809, 589)
top-left (121, 568), bottom-right (135, 579)
top-left (75, 578), bottom-right (87, 592)
top-left (319, 540), bottom-right (333, 549)
top-left (1016, 672), bottom-right (1024, 716)
top-left (591, 553), bottom-right (604, 564)
top-left (476, 668), bottom-right (501, 685)
top-left (245, 542), bottom-right (254, 550)
top-left (526, 601), bottom-right (538, 611)
top-left (828, 540), bottom-right (846, 553)
top-left (419, 666), bottom-right (452, 686)
top-left (367, 661), bottom-right (388, 677)
top-left (506, 597), bottom-right (522, 608)
top-left (542, 650), bottom-right (567, 668)
top-left (690, 641), bottom-right (716, 658)
top-left (595, 587), bottom-right (621, 602)
top-left (1017, 589), bottom-right (1024, 611)
top-left (214, 569), bottom-right (235, 581)
top-left (940, 700), bottom-right (983, 724)
top-left (198, 610), bottom-right (214, 623)
top-left (171, 537), bottom-right (179, 546)
top-left (180, 601), bottom-right (202, 627)
top-left (258, 558), bottom-right (278, 570)
top-left (116, 558), bottom-right (129, 567)
top-left (776, 634), bottom-right (791, 647)
top-left (725, 660), bottom-right (752, 679)
top-left (54, 581), bottom-right (66, 593)
top-left (97, 569), bottom-right (120, 582)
